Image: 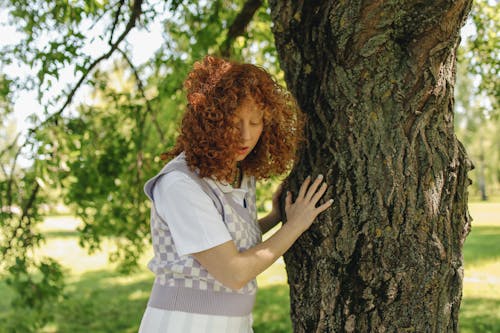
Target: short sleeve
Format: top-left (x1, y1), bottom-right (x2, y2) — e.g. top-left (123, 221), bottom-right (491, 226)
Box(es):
top-left (152, 171), bottom-right (232, 256)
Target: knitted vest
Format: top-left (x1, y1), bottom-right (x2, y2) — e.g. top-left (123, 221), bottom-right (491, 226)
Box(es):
top-left (143, 153), bottom-right (262, 316)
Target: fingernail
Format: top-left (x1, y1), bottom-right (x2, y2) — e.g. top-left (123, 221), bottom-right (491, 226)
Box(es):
top-left (329, 199), bottom-right (334, 203)
top-left (317, 174), bottom-right (323, 179)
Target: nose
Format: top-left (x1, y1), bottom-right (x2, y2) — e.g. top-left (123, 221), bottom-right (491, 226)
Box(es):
top-left (240, 123), bottom-right (251, 141)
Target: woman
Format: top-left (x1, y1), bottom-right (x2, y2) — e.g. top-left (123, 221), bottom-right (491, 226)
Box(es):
top-left (139, 55), bottom-right (333, 332)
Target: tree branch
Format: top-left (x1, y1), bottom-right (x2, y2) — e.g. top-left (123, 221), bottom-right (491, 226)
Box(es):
top-left (109, 0), bottom-right (127, 45)
top-left (0, 131), bottom-right (21, 160)
top-left (30, 0), bottom-right (144, 133)
top-left (117, 48), bottom-right (165, 141)
top-left (219, 0), bottom-right (263, 57)
top-left (6, 145), bottom-right (22, 210)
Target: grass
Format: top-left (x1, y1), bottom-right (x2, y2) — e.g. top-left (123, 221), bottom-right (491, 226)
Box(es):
top-left (459, 202), bottom-right (500, 333)
top-left (41, 270), bottom-right (150, 333)
top-left (0, 203), bottom-right (498, 332)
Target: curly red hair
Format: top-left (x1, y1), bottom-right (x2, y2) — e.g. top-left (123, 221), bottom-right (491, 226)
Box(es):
top-left (166, 55), bottom-right (304, 182)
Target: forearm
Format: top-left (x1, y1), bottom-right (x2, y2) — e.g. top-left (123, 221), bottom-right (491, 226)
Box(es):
top-left (232, 221), bottom-right (304, 286)
top-left (193, 220), bottom-right (304, 290)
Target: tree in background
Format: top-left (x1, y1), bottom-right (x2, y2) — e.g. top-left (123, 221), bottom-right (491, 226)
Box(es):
top-left (455, 0), bottom-right (499, 200)
top-left (0, 0), bottom-right (496, 331)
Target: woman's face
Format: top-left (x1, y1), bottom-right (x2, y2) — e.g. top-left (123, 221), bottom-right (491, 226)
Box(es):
top-left (233, 98), bottom-right (264, 162)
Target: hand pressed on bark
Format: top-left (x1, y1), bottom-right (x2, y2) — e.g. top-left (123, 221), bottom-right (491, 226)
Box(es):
top-left (285, 174), bottom-right (333, 233)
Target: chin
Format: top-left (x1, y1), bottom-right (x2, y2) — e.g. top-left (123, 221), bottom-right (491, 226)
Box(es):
top-left (235, 153), bottom-right (250, 162)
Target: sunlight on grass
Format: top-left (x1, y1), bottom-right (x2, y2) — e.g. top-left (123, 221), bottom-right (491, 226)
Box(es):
top-left (129, 289), bottom-right (150, 301)
top-left (468, 202), bottom-right (500, 226)
top-left (257, 223), bottom-right (288, 287)
top-left (37, 236), bottom-right (118, 275)
top-left (34, 216), bottom-right (155, 276)
top-left (257, 257), bottom-right (288, 286)
top-left (35, 216), bottom-right (118, 275)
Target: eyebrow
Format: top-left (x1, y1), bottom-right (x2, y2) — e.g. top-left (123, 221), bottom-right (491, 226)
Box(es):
top-left (234, 108), bottom-right (264, 118)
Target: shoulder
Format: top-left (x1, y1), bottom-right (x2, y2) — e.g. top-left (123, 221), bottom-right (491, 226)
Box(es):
top-left (157, 170), bottom-right (194, 188)
top-left (155, 170), bottom-right (205, 198)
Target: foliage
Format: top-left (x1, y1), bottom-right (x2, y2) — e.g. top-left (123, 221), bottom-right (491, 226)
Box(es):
top-left (0, 74), bottom-right (13, 119)
top-left (2, 258), bottom-right (65, 332)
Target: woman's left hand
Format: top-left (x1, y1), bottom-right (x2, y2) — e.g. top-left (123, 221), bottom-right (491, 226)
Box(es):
top-left (270, 183), bottom-right (284, 223)
top-left (258, 183), bottom-right (284, 234)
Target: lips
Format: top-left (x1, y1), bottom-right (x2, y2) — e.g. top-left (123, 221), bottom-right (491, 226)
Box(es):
top-left (238, 146), bottom-right (249, 154)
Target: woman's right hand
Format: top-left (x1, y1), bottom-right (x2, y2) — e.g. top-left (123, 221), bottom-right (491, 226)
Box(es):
top-left (285, 174), bottom-right (333, 232)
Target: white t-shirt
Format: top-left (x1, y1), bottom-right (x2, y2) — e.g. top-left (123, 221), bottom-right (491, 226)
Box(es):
top-left (152, 170), bottom-right (249, 256)
top-left (141, 170), bottom-right (255, 333)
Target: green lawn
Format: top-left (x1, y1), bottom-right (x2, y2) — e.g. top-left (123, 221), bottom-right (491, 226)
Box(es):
top-left (0, 202), bottom-right (498, 332)
top-left (460, 203), bottom-right (500, 333)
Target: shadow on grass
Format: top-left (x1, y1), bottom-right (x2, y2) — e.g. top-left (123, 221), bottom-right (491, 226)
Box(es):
top-left (460, 297), bottom-right (500, 333)
top-left (253, 284), bottom-right (292, 333)
top-left (464, 225), bottom-right (500, 267)
top-left (44, 270), bottom-right (153, 333)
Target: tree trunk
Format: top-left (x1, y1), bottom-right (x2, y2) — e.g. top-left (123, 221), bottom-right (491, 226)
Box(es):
top-left (269, 1), bottom-right (473, 332)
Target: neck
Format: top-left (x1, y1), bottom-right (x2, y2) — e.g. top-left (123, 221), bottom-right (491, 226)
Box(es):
top-left (231, 163), bottom-right (242, 188)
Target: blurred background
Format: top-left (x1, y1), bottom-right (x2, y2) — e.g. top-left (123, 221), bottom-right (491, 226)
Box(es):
top-left (0, 0), bottom-right (498, 332)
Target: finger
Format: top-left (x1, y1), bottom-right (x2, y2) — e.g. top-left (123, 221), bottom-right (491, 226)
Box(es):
top-left (310, 182), bottom-right (328, 204)
top-left (305, 174), bottom-right (324, 201)
top-left (315, 198), bottom-right (334, 214)
top-left (297, 175), bottom-right (311, 199)
top-left (273, 183), bottom-right (284, 200)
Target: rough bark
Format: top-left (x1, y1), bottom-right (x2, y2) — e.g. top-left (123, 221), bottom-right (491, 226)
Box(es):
top-left (269, 1), bottom-right (473, 332)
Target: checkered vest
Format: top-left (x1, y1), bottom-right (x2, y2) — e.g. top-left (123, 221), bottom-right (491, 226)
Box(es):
top-left (143, 153), bottom-right (262, 316)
